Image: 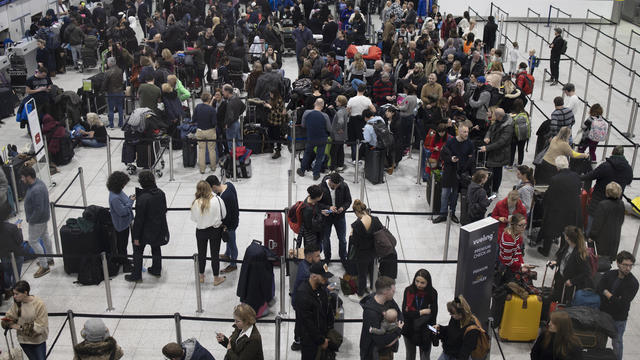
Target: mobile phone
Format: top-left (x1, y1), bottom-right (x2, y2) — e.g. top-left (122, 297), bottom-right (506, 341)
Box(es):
top-left (15, 219), bottom-right (22, 225)
top-left (488, 194), bottom-right (497, 200)
top-left (326, 209), bottom-right (333, 213)
top-left (428, 325), bottom-right (438, 333)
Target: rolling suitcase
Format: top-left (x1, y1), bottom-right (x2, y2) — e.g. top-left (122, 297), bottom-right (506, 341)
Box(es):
top-left (60, 220), bottom-right (101, 274)
top-left (365, 148), bottom-right (385, 184)
top-left (498, 293), bottom-right (542, 341)
top-left (136, 143), bottom-right (151, 168)
top-left (425, 171), bottom-right (442, 215)
top-left (182, 140), bottom-right (197, 167)
top-left (582, 348), bottom-right (616, 360)
top-left (2, 157), bottom-right (28, 201)
top-left (264, 212), bottom-right (284, 265)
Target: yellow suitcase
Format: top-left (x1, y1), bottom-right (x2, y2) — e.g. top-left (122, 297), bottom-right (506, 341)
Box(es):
top-left (498, 294), bottom-right (542, 342)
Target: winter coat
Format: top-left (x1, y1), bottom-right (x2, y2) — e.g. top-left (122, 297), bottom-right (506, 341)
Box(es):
top-left (483, 21), bottom-right (498, 48)
top-left (162, 90), bottom-right (184, 122)
top-left (42, 114), bottom-right (66, 155)
top-left (491, 197), bottom-right (527, 238)
top-left (598, 270), bottom-right (639, 321)
top-left (581, 155), bottom-right (633, 216)
top-left (318, 175), bottom-right (352, 214)
top-left (359, 294), bottom-right (403, 359)
top-left (236, 240), bottom-right (275, 314)
top-left (439, 137), bottom-right (475, 188)
top-left (531, 332), bottom-right (583, 360)
top-left (589, 197), bottom-right (625, 260)
top-left (73, 337), bottom-right (124, 360)
top-left (296, 280), bottom-right (333, 347)
top-left (132, 186), bottom-right (169, 247)
top-left (350, 216), bottom-right (382, 262)
top-left (484, 115), bottom-right (514, 167)
top-left (220, 325), bottom-right (264, 360)
top-left (553, 243), bottom-right (593, 297)
top-left (467, 182), bottom-right (491, 223)
top-left (331, 107), bottom-right (348, 142)
top-left (401, 286), bottom-right (438, 346)
top-left (468, 88), bottom-right (491, 121)
top-left (438, 317), bottom-right (480, 359)
top-left (541, 169), bottom-right (581, 240)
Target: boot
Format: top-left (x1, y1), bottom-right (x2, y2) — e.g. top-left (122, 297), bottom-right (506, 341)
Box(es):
top-left (272, 149), bottom-right (281, 159)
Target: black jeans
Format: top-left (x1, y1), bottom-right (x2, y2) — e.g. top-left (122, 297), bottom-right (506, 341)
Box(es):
top-left (115, 228), bottom-right (130, 264)
top-left (491, 166), bottom-right (503, 194)
top-left (550, 56), bottom-right (560, 81)
top-left (356, 257), bottom-right (375, 296)
top-left (268, 124), bottom-right (282, 151)
top-left (196, 226), bottom-right (223, 276)
top-left (132, 243), bottom-right (162, 278)
top-left (301, 344), bottom-right (318, 360)
top-left (510, 139), bottom-right (527, 166)
top-left (330, 141), bottom-right (345, 168)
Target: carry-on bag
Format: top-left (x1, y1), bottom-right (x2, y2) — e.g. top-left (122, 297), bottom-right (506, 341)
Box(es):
top-left (60, 219), bottom-right (101, 274)
top-left (498, 293), bottom-right (542, 342)
top-left (182, 140), bottom-right (197, 167)
top-left (264, 212), bottom-right (284, 264)
top-left (1, 329), bottom-right (24, 360)
top-left (365, 148), bottom-right (385, 184)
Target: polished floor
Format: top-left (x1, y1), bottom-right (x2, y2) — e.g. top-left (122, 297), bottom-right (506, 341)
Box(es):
top-left (0, 14), bottom-right (639, 360)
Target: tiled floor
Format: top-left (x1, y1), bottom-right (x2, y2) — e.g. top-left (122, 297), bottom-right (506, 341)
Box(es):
top-left (1, 12), bottom-right (640, 360)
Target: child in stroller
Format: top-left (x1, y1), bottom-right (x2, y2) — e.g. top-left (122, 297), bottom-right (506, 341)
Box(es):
top-left (80, 35), bottom-right (99, 72)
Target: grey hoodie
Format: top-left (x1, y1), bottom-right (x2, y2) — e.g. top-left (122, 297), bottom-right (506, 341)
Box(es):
top-left (332, 106), bottom-right (348, 142)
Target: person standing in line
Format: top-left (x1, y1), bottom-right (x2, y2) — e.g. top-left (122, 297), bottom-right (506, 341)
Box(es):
top-left (588, 182), bottom-right (625, 261)
top-left (193, 92), bottom-right (218, 174)
top-left (347, 83), bottom-right (377, 164)
top-left (331, 95), bottom-right (349, 172)
top-left (206, 175), bottom-right (239, 274)
top-left (190, 180), bottom-right (227, 286)
top-left (290, 245), bottom-right (322, 351)
top-left (548, 28), bottom-right (564, 86)
top-left (2, 281), bottom-right (48, 360)
top-left (101, 57), bottom-right (125, 128)
top-left (347, 199), bottom-right (382, 303)
top-left (435, 295), bottom-right (481, 360)
top-left (264, 89), bottom-right (287, 159)
top-left (73, 319), bottom-right (124, 360)
top-left (297, 98), bottom-right (332, 180)
top-left (296, 262), bottom-right (334, 360)
top-left (530, 311), bottom-right (583, 360)
top-left (107, 171), bottom-right (135, 273)
top-left (222, 84), bottom-right (246, 151)
top-left (465, 170), bottom-right (492, 225)
top-left (598, 251), bottom-right (638, 360)
top-left (126, 170), bottom-right (169, 282)
top-left (216, 304), bottom-right (264, 359)
top-left (20, 167), bottom-right (53, 278)
top-left (479, 107), bottom-right (514, 194)
top-left (0, 219), bottom-right (24, 298)
top-left (402, 269), bottom-right (438, 360)
top-left (482, 16), bottom-right (498, 54)
top-left (319, 173), bottom-right (352, 266)
top-left (562, 83), bottom-right (580, 116)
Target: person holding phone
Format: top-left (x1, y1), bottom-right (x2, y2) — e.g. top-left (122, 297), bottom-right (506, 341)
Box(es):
top-left (402, 269), bottom-right (438, 360)
top-left (107, 171), bottom-right (135, 273)
top-left (216, 304), bottom-right (264, 359)
top-left (1, 281), bottom-right (48, 360)
top-left (435, 295), bottom-right (480, 360)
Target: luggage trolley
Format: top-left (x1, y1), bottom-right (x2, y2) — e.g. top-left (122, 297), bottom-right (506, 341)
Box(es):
top-left (142, 133), bottom-right (169, 178)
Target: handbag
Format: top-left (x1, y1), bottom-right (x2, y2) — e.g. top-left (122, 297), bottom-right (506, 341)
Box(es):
top-left (572, 289), bottom-right (601, 309)
top-left (217, 197), bottom-right (228, 242)
top-left (533, 143), bottom-right (549, 165)
top-left (0, 330), bottom-right (24, 360)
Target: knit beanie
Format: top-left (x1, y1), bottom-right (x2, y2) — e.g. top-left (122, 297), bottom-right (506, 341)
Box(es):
top-left (80, 319), bottom-right (109, 342)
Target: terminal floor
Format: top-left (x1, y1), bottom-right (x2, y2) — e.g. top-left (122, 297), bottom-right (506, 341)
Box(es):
top-left (1, 19), bottom-right (640, 360)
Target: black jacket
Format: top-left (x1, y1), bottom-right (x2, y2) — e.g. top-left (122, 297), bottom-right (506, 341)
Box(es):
top-left (301, 198), bottom-right (324, 246)
top-left (401, 286), bottom-right (438, 346)
top-left (467, 182), bottom-right (491, 223)
top-left (0, 222), bottom-right (25, 258)
top-left (589, 198), bottom-right (625, 259)
top-left (438, 317), bottom-right (480, 359)
top-left (295, 280), bottom-right (333, 347)
top-left (484, 115), bottom-right (514, 167)
top-left (551, 35), bottom-right (564, 57)
top-left (482, 21), bottom-right (498, 48)
top-left (350, 216), bottom-right (382, 262)
top-left (541, 169), bottom-right (581, 239)
top-left (359, 294), bottom-right (403, 359)
top-left (440, 137), bottom-right (474, 189)
top-left (237, 240), bottom-right (275, 313)
top-left (553, 244), bottom-right (592, 298)
top-left (581, 155), bottom-right (633, 216)
top-left (132, 187), bottom-right (169, 247)
top-left (318, 175), bottom-right (352, 216)
top-left (598, 269), bottom-right (639, 321)
top-left (530, 332), bottom-right (583, 360)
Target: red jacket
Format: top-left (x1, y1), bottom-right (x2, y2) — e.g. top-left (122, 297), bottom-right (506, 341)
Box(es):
top-left (491, 198), bottom-right (527, 238)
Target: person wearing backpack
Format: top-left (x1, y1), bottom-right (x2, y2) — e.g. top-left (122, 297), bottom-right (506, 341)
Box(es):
top-left (510, 99), bottom-right (530, 167)
top-left (435, 295), bottom-right (488, 360)
top-left (548, 28), bottom-right (565, 86)
top-left (578, 104), bottom-right (608, 162)
top-left (516, 62), bottom-right (534, 96)
top-left (530, 311), bottom-right (583, 360)
top-left (296, 185), bottom-right (327, 249)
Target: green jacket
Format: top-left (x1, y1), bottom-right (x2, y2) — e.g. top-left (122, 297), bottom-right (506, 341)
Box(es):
top-left (176, 79), bottom-right (191, 101)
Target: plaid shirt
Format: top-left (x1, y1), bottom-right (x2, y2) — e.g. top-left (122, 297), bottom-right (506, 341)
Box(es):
top-left (267, 98), bottom-right (286, 126)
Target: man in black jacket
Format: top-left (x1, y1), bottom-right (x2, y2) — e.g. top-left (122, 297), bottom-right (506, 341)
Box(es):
top-left (359, 276), bottom-right (404, 359)
top-left (482, 16), bottom-right (498, 53)
top-left (296, 262), bottom-right (334, 360)
top-left (581, 146), bottom-right (633, 232)
top-left (548, 28), bottom-right (564, 86)
top-left (318, 173), bottom-right (352, 265)
top-left (598, 251), bottom-right (638, 360)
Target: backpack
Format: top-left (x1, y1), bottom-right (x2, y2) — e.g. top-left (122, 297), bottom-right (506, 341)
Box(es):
top-left (287, 201), bottom-right (307, 234)
top-left (486, 86), bottom-right (503, 107)
top-left (560, 39), bottom-right (568, 54)
top-left (519, 73), bottom-right (535, 95)
top-left (293, 78), bottom-right (312, 92)
top-left (588, 117), bottom-right (608, 142)
top-left (372, 120), bottom-right (394, 148)
top-left (464, 315), bottom-right (490, 359)
top-left (513, 112), bottom-right (531, 141)
top-left (373, 225), bottom-right (397, 257)
top-left (76, 256), bottom-right (103, 285)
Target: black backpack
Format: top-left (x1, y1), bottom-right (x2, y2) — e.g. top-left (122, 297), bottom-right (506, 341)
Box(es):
top-left (560, 39), bottom-right (568, 54)
top-left (76, 256), bottom-right (103, 285)
top-left (372, 119), bottom-right (394, 148)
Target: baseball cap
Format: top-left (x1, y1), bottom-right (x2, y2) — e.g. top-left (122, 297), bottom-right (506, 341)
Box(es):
top-left (310, 262), bottom-right (334, 279)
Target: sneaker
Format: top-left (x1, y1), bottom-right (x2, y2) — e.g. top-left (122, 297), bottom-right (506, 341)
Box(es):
top-left (450, 214), bottom-right (460, 224)
top-left (33, 266), bottom-right (50, 278)
top-left (296, 168), bottom-right (305, 177)
top-left (348, 294), bottom-right (364, 303)
top-left (47, 259), bottom-right (55, 266)
top-left (336, 166), bottom-right (345, 172)
top-left (272, 151), bottom-right (281, 159)
top-left (219, 254), bottom-right (231, 261)
top-left (545, 78), bottom-right (554, 83)
top-left (213, 276), bottom-right (226, 286)
top-left (313, 174), bottom-right (321, 180)
top-left (432, 215), bottom-right (446, 224)
top-left (291, 342), bottom-right (302, 351)
top-left (220, 265), bottom-right (237, 274)
top-left (124, 274), bottom-right (142, 282)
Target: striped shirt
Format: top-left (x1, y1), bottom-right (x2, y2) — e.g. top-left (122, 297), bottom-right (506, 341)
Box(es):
top-left (499, 231), bottom-right (524, 273)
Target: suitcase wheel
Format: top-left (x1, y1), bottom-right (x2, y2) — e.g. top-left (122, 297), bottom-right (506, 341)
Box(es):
top-left (161, 160), bottom-right (165, 169)
top-left (127, 164), bottom-right (137, 175)
top-left (155, 169), bottom-right (163, 178)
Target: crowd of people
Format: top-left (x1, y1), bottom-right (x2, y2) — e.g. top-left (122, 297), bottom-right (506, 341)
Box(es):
top-left (0, 0), bottom-right (639, 358)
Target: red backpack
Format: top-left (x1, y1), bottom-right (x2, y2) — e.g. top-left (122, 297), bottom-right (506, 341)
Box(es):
top-left (518, 73), bottom-right (535, 95)
top-left (287, 201), bottom-right (307, 234)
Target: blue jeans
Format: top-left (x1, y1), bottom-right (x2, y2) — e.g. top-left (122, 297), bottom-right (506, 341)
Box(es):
top-left (300, 143), bottom-right (326, 177)
top-left (322, 215), bottom-right (347, 262)
top-left (613, 320), bottom-right (626, 360)
top-left (440, 187), bottom-right (459, 215)
top-left (1, 256), bottom-right (23, 288)
top-left (81, 138), bottom-right (106, 147)
top-left (438, 354), bottom-right (470, 360)
top-left (226, 121), bottom-right (242, 150)
top-left (107, 92), bottom-right (124, 127)
top-left (21, 342), bottom-right (46, 360)
top-left (224, 229), bottom-right (238, 267)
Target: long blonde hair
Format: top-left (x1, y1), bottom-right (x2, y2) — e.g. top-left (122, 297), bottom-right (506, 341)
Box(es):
top-left (193, 181), bottom-right (213, 213)
top-left (447, 295), bottom-right (474, 327)
top-left (353, 53), bottom-right (366, 71)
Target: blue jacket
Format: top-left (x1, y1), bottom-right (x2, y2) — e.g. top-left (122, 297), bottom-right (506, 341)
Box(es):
top-left (363, 116), bottom-right (384, 147)
top-left (109, 191), bottom-right (134, 232)
top-left (24, 179), bottom-right (50, 224)
top-left (291, 259), bottom-right (312, 308)
top-left (301, 110), bottom-right (331, 145)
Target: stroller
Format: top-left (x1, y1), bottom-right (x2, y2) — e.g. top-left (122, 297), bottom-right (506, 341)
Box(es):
top-left (80, 35), bottom-right (99, 72)
top-left (121, 108), bottom-right (169, 177)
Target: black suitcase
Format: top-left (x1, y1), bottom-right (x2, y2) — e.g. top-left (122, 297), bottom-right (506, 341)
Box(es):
top-left (51, 136), bottom-right (75, 166)
top-left (425, 173), bottom-right (442, 213)
top-left (244, 127), bottom-right (267, 154)
top-left (365, 149), bottom-right (385, 184)
top-left (223, 156), bottom-right (252, 178)
top-left (582, 348), bottom-right (616, 360)
top-left (121, 143), bottom-right (136, 164)
top-left (183, 140), bottom-right (197, 167)
top-left (0, 88), bottom-right (19, 119)
top-left (60, 221), bottom-right (102, 274)
top-left (136, 143), bottom-right (152, 168)
top-left (2, 157), bottom-right (28, 201)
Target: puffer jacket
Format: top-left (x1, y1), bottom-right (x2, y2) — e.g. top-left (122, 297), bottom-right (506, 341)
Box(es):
top-left (73, 337), bottom-right (124, 360)
top-left (466, 182), bottom-right (491, 223)
top-left (484, 114), bottom-right (514, 167)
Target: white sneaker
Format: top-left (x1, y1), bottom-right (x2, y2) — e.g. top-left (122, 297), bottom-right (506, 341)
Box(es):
top-left (348, 294), bottom-right (363, 303)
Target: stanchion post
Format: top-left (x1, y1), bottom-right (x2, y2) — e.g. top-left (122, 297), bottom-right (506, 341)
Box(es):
top-left (416, 140), bottom-right (424, 184)
top-left (359, 170), bottom-right (365, 200)
top-left (591, 44), bottom-right (598, 70)
top-left (100, 252), bottom-right (115, 311)
top-left (594, 30), bottom-right (601, 49)
top-left (174, 313), bottom-right (182, 344)
top-left (584, 71), bottom-right (591, 103)
top-left (633, 223), bottom-right (640, 259)
top-left (629, 73), bottom-right (636, 103)
top-left (274, 315), bottom-right (282, 360)
top-left (10, 252), bottom-right (19, 281)
top-left (606, 86), bottom-right (613, 119)
top-left (78, 167), bottom-right (87, 208)
top-left (9, 164), bottom-right (19, 215)
top-left (601, 120), bottom-right (612, 160)
top-left (193, 253), bottom-right (204, 313)
top-left (525, 26), bottom-right (530, 53)
top-left (232, 138), bottom-right (237, 181)
top-left (354, 140), bottom-right (360, 184)
top-left (576, 37), bottom-right (581, 60)
top-left (50, 202), bottom-right (61, 254)
top-left (567, 58), bottom-right (573, 84)
top-left (630, 51), bottom-right (636, 77)
top-left (632, 144), bottom-right (639, 172)
top-left (430, 171), bottom-right (436, 220)
top-left (279, 254), bottom-right (286, 315)
top-left (540, 71), bottom-right (547, 101)
top-left (629, 31), bottom-right (634, 55)
top-left (443, 211), bottom-right (452, 261)
top-left (626, 99), bottom-right (637, 137)
top-left (67, 310), bottom-right (78, 348)
top-left (408, 120), bottom-right (415, 159)
top-left (580, 23), bottom-right (585, 46)
top-left (169, 137), bottom-right (175, 181)
top-left (290, 124), bottom-right (296, 185)
top-left (106, 135), bottom-right (112, 177)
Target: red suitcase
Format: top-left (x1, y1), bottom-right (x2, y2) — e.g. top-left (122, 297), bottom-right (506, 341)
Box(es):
top-left (264, 212), bottom-right (284, 265)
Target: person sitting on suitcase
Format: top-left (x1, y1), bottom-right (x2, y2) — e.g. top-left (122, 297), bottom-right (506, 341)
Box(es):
top-left (433, 122), bottom-right (474, 224)
top-left (530, 311), bottom-right (583, 360)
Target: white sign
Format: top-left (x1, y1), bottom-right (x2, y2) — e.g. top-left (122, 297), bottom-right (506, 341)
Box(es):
top-left (26, 99), bottom-right (44, 161)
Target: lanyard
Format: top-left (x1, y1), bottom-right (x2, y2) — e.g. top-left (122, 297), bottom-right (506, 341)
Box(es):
top-left (414, 295), bottom-right (424, 310)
